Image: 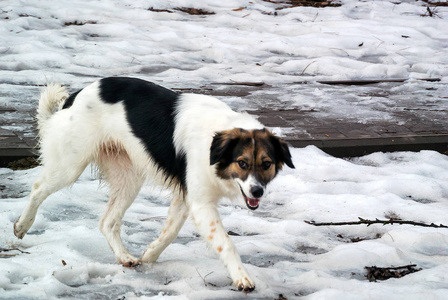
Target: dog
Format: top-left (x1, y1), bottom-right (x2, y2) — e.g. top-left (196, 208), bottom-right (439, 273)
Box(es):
top-left (14, 77), bottom-right (295, 292)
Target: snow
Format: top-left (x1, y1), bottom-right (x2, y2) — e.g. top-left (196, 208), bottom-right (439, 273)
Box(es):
top-left (1, 0), bottom-right (448, 299)
top-left (2, 148), bottom-right (448, 299)
top-left (1, 0), bottom-right (447, 90)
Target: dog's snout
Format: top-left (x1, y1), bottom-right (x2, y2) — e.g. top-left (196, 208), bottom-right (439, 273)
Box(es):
top-left (250, 186), bottom-right (264, 198)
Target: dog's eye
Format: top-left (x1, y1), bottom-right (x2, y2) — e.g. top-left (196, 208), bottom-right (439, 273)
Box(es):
top-left (261, 161), bottom-right (272, 170)
top-left (238, 160), bottom-right (248, 170)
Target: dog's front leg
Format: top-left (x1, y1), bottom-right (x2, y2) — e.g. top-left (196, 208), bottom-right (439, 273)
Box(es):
top-left (189, 201), bottom-right (255, 292)
top-left (141, 197), bottom-right (189, 263)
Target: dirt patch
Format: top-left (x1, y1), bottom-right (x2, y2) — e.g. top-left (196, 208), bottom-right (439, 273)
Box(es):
top-left (365, 264), bottom-right (422, 282)
top-left (175, 7), bottom-right (215, 15)
top-left (7, 157), bottom-right (39, 170)
top-left (337, 233), bottom-right (383, 243)
top-left (64, 20), bottom-right (98, 26)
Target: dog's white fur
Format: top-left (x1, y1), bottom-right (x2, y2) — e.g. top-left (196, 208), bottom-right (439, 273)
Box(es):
top-left (14, 80), bottom-right (269, 291)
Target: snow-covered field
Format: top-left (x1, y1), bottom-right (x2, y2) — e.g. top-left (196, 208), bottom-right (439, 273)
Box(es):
top-left (1, 148), bottom-right (448, 299)
top-left (1, 0), bottom-right (448, 299)
top-left (1, 0), bottom-right (448, 88)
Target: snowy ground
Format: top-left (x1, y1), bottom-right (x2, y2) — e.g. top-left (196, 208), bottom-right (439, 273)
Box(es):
top-left (1, 0), bottom-right (448, 299)
top-left (1, 148), bottom-right (448, 299)
top-left (1, 0), bottom-right (448, 88)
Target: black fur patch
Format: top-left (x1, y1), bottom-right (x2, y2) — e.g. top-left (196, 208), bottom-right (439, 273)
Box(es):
top-left (62, 89), bottom-right (82, 109)
top-left (269, 135), bottom-right (295, 169)
top-left (98, 77), bottom-right (187, 188)
top-left (210, 132), bottom-right (239, 168)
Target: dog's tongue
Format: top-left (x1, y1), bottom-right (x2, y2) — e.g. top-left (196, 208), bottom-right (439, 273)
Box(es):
top-left (247, 197), bottom-right (260, 208)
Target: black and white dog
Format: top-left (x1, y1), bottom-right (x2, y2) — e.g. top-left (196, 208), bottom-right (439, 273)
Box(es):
top-left (14, 77), bottom-right (294, 292)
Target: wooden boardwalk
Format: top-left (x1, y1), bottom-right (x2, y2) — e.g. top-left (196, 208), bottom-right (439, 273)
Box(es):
top-left (1, 81), bottom-right (447, 168)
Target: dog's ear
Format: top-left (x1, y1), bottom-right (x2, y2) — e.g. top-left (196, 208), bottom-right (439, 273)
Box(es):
top-left (210, 130), bottom-right (240, 166)
top-left (269, 135), bottom-right (295, 169)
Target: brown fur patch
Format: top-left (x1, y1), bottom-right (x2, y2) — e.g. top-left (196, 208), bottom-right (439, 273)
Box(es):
top-left (212, 129), bottom-right (281, 186)
top-left (253, 130), bottom-right (279, 183)
top-left (95, 140), bottom-right (133, 182)
top-left (217, 246), bottom-right (223, 252)
top-left (98, 140), bottom-right (127, 158)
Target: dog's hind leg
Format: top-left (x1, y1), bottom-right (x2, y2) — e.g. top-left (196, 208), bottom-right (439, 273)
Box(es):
top-left (141, 195), bottom-right (189, 263)
top-left (97, 143), bottom-right (144, 267)
top-left (14, 155), bottom-right (89, 239)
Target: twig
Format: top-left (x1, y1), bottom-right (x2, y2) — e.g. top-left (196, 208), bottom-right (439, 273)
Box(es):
top-left (386, 232), bottom-right (395, 242)
top-left (195, 268), bottom-right (214, 287)
top-left (164, 277), bottom-right (172, 286)
top-left (421, 0), bottom-right (448, 7)
top-left (0, 253), bottom-right (19, 257)
top-left (373, 36), bottom-right (385, 49)
top-left (304, 217), bottom-right (448, 228)
top-left (373, 264), bottom-right (417, 270)
top-left (140, 216), bottom-right (166, 221)
top-left (225, 80), bottom-right (265, 86)
top-left (0, 247), bottom-right (30, 254)
top-left (317, 78), bottom-right (439, 85)
top-left (301, 60), bottom-right (316, 75)
top-left (330, 48), bottom-right (350, 56)
top-left (0, 247), bottom-right (30, 257)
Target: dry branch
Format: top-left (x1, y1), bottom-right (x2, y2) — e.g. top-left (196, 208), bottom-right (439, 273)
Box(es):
top-left (195, 268), bottom-right (214, 287)
top-left (140, 216), bottom-right (166, 222)
top-left (0, 247), bottom-right (30, 257)
top-left (317, 78), bottom-right (440, 85)
top-left (305, 217), bottom-right (448, 228)
top-left (223, 80), bottom-right (265, 86)
top-left (301, 60), bottom-right (316, 75)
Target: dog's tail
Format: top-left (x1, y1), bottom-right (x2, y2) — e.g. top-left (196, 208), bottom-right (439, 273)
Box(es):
top-left (37, 83), bottom-right (69, 135)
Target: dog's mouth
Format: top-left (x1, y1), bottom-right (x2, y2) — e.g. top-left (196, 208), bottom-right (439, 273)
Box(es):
top-left (240, 187), bottom-right (260, 210)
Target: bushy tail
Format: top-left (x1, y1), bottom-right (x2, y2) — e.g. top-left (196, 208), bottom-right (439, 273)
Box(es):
top-left (37, 83), bottom-right (69, 136)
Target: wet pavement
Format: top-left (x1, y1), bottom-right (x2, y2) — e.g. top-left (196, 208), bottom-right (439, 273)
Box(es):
top-left (0, 79), bottom-right (447, 167)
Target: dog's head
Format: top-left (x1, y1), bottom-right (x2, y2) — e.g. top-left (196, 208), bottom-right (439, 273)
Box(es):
top-left (210, 128), bottom-right (295, 210)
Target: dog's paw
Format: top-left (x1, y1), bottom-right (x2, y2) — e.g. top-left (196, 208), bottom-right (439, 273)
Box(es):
top-left (13, 217), bottom-right (31, 239)
top-left (118, 254), bottom-right (141, 268)
top-left (231, 267), bottom-right (255, 293)
top-left (235, 276), bottom-right (255, 293)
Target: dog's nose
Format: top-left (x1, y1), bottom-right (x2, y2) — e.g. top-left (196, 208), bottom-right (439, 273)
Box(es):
top-left (250, 186), bottom-right (264, 198)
